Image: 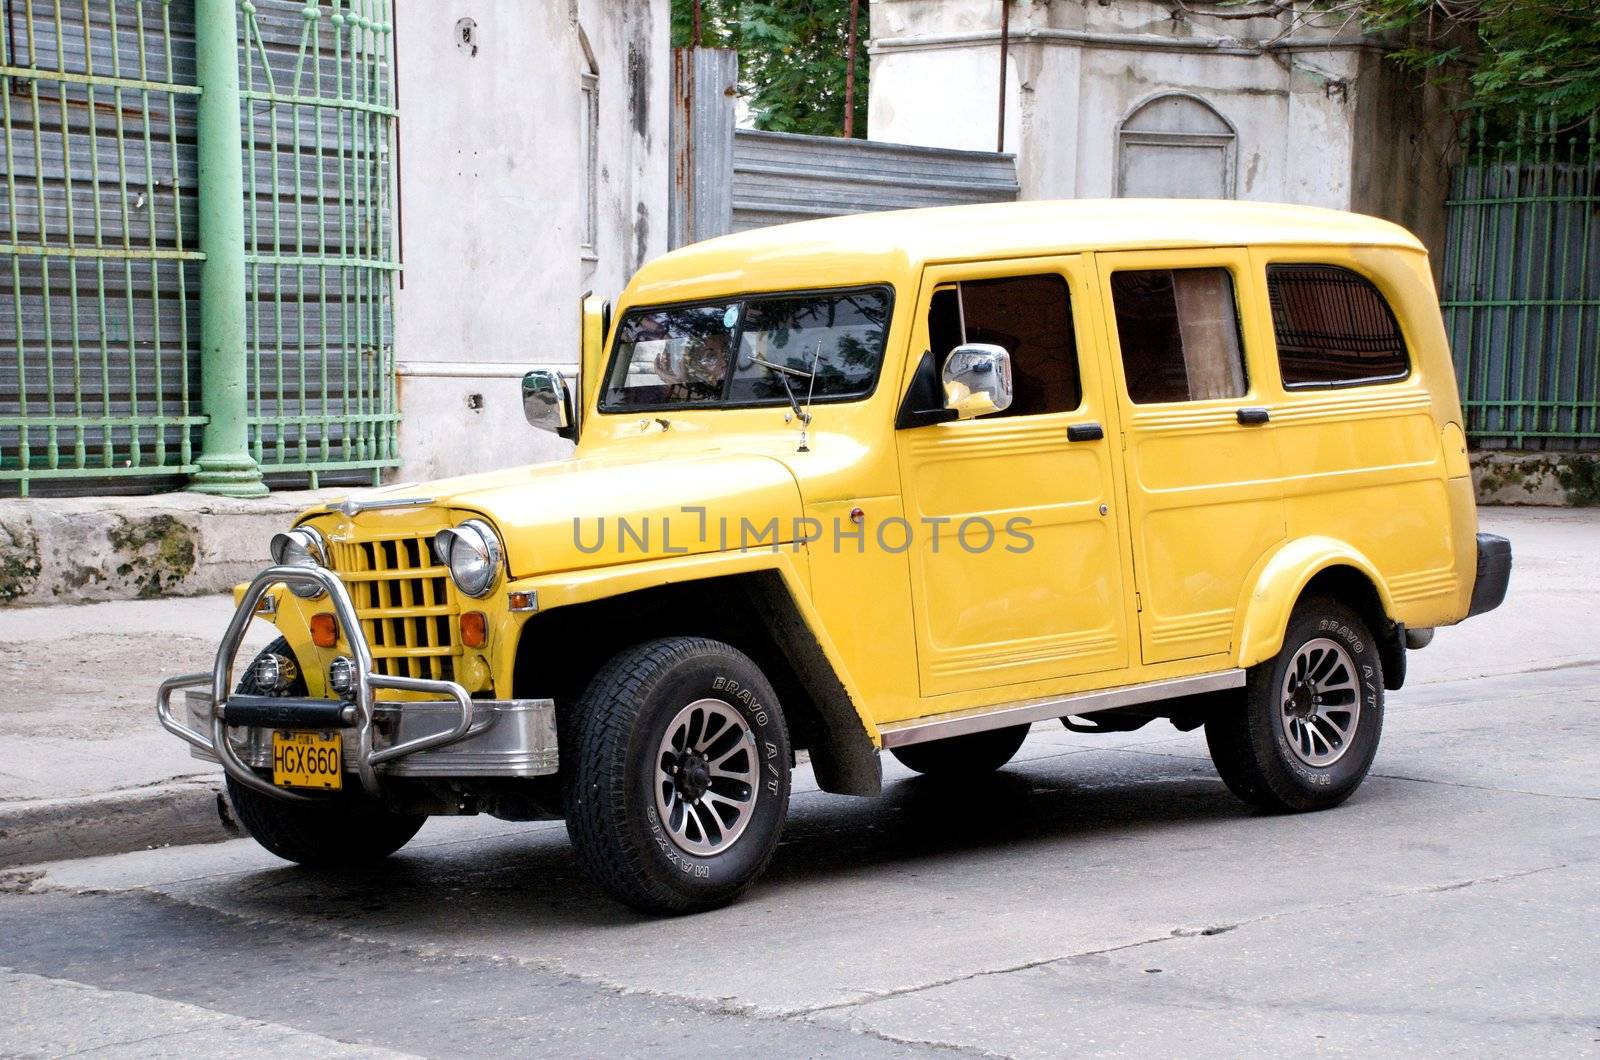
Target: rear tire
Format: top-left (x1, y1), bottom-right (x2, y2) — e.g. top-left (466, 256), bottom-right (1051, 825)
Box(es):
top-left (1205, 596), bottom-right (1384, 812)
top-left (225, 639), bottom-right (425, 866)
top-left (564, 637), bottom-right (791, 916)
top-left (889, 724), bottom-right (1030, 777)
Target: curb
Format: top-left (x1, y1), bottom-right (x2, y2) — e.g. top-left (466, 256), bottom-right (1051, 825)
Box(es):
top-left (0, 778), bottom-right (238, 869)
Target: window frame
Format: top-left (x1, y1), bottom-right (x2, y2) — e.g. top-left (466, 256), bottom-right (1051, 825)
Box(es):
top-left (926, 272), bottom-right (1086, 419)
top-left (596, 283), bottom-right (897, 415)
top-left (579, 70), bottom-right (599, 259)
top-left (1107, 263), bottom-right (1252, 406)
top-left (1115, 91), bottom-right (1238, 200)
top-left (1266, 263), bottom-right (1412, 392)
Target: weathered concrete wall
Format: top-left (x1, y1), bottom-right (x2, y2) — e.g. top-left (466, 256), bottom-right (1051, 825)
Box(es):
top-left (0, 491), bottom-right (340, 607)
top-left (391, 0), bottom-right (670, 482)
top-left (1348, 50), bottom-right (1454, 279)
top-left (1472, 452), bottom-right (1600, 508)
top-left (867, 0), bottom-right (1444, 245)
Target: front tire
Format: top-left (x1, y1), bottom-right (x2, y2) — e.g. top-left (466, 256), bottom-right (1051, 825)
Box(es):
top-left (1205, 596), bottom-right (1384, 812)
top-left (889, 724), bottom-right (1030, 777)
top-left (226, 776), bottom-right (426, 867)
top-left (225, 639), bottom-right (425, 866)
top-left (564, 637), bottom-right (791, 915)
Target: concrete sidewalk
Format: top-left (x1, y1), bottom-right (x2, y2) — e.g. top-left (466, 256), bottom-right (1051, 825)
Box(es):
top-left (0, 506), bottom-right (1593, 867)
top-left (0, 595), bottom-right (275, 865)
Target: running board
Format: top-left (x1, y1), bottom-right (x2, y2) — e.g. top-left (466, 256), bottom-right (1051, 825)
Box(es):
top-left (877, 669), bottom-right (1246, 749)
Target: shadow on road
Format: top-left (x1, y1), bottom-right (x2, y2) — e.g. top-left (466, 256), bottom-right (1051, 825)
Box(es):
top-left (201, 751), bottom-right (1289, 929)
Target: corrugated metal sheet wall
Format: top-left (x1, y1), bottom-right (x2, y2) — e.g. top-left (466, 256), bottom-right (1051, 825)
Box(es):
top-left (731, 129), bottom-right (1018, 233)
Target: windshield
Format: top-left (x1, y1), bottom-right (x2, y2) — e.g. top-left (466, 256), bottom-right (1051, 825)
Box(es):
top-left (600, 286), bottom-right (892, 411)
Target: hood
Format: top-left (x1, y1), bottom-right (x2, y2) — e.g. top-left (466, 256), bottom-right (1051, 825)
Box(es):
top-left (334, 451), bottom-right (805, 578)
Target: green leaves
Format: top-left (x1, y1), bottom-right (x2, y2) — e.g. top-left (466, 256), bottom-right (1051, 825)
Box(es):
top-left (1357, 0), bottom-right (1600, 127)
top-left (671, 0), bottom-right (869, 138)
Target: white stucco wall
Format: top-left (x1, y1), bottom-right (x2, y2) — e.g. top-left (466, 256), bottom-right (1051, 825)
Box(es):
top-left (391, 0), bottom-right (669, 482)
top-left (868, 0), bottom-right (1419, 220)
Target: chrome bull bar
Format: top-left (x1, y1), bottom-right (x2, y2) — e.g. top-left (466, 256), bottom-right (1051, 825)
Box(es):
top-left (156, 565), bottom-right (476, 803)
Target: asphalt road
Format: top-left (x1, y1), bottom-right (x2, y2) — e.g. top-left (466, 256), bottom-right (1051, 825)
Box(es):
top-left (2, 508), bottom-right (1597, 1058)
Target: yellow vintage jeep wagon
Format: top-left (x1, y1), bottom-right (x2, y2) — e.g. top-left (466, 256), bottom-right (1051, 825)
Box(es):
top-left (160, 200), bottom-right (1510, 914)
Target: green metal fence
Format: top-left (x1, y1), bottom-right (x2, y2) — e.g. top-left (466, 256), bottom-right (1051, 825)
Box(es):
top-left (238, 0), bottom-right (396, 485)
top-left (1, 0), bottom-right (205, 493)
top-left (1441, 113), bottom-right (1600, 450)
top-left (0, 0), bottom-right (397, 496)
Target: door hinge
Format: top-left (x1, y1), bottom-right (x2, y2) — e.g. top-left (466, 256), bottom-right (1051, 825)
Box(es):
top-left (1135, 591), bottom-right (1143, 612)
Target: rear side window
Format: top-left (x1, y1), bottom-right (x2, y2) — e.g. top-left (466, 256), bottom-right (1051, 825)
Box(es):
top-left (1110, 267), bottom-right (1247, 404)
top-left (1267, 265), bottom-right (1409, 388)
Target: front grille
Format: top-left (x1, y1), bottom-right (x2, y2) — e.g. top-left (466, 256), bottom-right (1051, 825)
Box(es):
top-left (333, 535), bottom-right (459, 681)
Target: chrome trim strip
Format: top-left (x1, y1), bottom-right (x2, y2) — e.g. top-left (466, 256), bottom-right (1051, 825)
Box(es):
top-left (877, 669), bottom-right (1246, 749)
top-left (325, 496), bottom-right (436, 516)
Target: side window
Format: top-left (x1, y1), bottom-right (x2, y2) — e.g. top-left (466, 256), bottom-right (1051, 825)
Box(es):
top-left (1111, 267), bottom-right (1247, 404)
top-left (927, 274), bottom-right (1081, 417)
top-left (1267, 265), bottom-right (1409, 388)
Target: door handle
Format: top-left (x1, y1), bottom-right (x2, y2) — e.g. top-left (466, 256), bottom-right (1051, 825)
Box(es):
top-left (1067, 422), bottom-right (1104, 442)
top-left (1236, 407), bottom-right (1270, 426)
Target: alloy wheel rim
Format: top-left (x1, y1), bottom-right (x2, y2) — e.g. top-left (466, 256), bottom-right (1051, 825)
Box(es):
top-left (653, 698), bottom-right (759, 856)
top-left (1279, 637), bottom-right (1361, 767)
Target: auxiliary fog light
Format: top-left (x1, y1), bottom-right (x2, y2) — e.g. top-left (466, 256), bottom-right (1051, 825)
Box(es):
top-left (250, 652), bottom-right (299, 693)
top-left (328, 655), bottom-right (357, 698)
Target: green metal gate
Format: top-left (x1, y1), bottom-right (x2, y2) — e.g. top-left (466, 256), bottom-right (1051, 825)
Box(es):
top-left (1, 0), bottom-right (205, 493)
top-left (1441, 114), bottom-right (1600, 450)
top-left (0, 0), bottom-right (397, 497)
top-left (238, 0), bottom-right (396, 485)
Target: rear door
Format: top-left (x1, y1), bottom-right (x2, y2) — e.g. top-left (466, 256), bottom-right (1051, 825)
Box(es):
top-left (1095, 248), bottom-right (1285, 665)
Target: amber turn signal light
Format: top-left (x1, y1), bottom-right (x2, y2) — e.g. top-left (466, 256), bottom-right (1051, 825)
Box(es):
top-left (310, 612), bottom-right (338, 648)
top-left (461, 611), bottom-right (488, 649)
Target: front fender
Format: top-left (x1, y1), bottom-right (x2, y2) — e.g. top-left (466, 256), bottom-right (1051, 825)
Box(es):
top-left (500, 544), bottom-right (880, 749)
top-left (1233, 536), bottom-right (1397, 670)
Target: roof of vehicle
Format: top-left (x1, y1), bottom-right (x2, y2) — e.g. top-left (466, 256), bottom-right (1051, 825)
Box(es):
top-left (625, 199), bottom-right (1426, 305)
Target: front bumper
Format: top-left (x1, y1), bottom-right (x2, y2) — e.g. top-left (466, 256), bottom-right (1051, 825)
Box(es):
top-left (1467, 532), bottom-right (1512, 618)
top-left (157, 564), bottom-right (556, 803)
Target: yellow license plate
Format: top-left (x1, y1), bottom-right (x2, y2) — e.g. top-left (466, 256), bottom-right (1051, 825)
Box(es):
top-left (272, 730), bottom-right (343, 790)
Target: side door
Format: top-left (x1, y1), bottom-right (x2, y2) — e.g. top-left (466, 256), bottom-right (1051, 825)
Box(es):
top-left (1095, 248), bottom-right (1286, 665)
top-left (896, 256), bottom-right (1131, 700)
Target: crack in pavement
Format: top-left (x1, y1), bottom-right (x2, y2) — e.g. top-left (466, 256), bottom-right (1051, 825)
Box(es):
top-left (2, 884), bottom-right (950, 1054)
top-left (779, 857), bottom-right (1590, 1022)
top-left (1080, 744), bottom-right (1600, 804)
top-left (1369, 771), bottom-right (1600, 803)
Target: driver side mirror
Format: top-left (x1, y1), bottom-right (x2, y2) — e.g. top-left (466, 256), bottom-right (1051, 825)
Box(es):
top-left (942, 343), bottom-right (1013, 419)
top-left (522, 369), bottom-right (576, 441)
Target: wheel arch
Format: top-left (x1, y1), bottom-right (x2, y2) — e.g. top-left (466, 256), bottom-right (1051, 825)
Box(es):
top-left (511, 569), bottom-right (883, 797)
top-left (1234, 537), bottom-right (1406, 690)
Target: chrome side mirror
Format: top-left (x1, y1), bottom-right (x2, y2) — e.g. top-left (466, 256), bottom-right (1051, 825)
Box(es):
top-left (941, 343), bottom-right (1013, 419)
top-left (522, 369), bottom-right (576, 440)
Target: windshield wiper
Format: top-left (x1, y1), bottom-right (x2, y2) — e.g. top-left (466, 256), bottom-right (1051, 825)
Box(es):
top-left (752, 343), bottom-right (824, 453)
top-left (750, 354), bottom-right (811, 426)
top-left (748, 354), bottom-right (813, 380)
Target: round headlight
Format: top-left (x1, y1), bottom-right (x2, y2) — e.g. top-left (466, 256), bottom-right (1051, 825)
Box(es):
top-left (433, 519), bottom-right (502, 598)
top-left (268, 526), bottom-right (329, 599)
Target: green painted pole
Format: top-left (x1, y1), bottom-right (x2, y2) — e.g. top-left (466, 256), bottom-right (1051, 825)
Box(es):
top-left (188, 0), bottom-right (268, 497)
